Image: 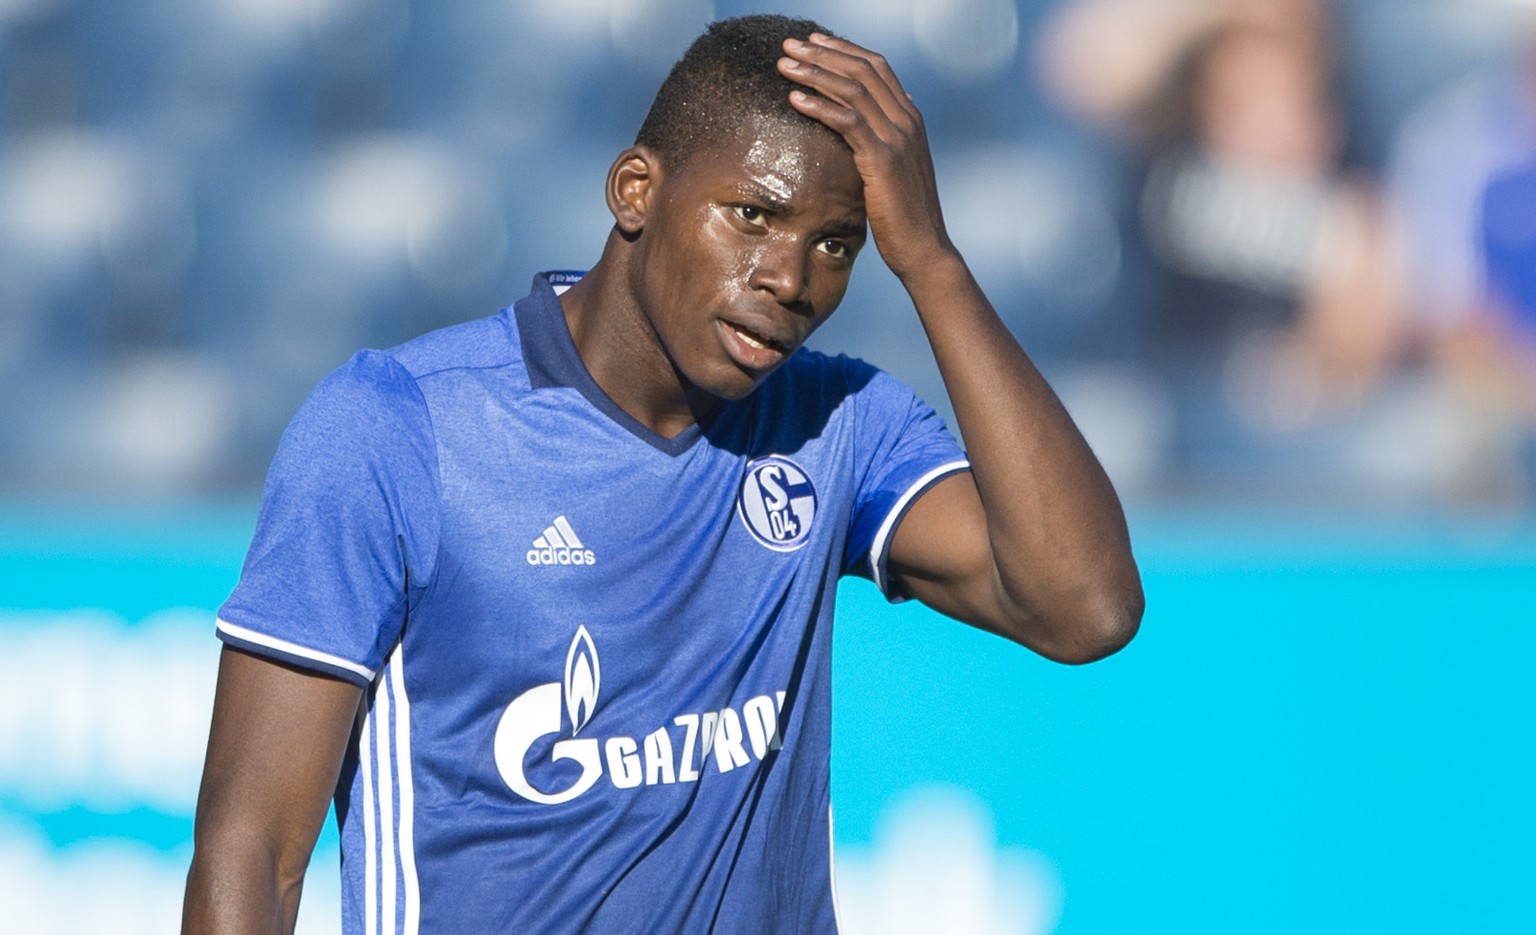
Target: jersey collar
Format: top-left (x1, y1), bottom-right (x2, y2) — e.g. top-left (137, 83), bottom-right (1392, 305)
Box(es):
top-left (514, 271), bottom-right (712, 457)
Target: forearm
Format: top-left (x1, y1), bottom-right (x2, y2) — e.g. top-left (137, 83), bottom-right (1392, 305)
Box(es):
top-left (903, 252), bottom-right (1143, 654)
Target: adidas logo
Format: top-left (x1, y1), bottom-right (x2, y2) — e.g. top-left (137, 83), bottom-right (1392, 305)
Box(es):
top-left (525, 515), bottom-right (597, 566)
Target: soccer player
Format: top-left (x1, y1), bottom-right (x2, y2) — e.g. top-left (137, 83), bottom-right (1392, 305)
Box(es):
top-left (182, 14), bottom-right (1143, 934)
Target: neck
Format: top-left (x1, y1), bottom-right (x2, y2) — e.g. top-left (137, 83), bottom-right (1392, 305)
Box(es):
top-left (559, 234), bottom-right (719, 439)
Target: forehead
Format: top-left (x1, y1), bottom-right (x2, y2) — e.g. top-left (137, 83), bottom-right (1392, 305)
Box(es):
top-left (671, 116), bottom-right (863, 209)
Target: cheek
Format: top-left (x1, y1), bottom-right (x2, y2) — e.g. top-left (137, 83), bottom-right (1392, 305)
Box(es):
top-left (702, 217), bottom-right (752, 279)
top-left (688, 222), bottom-right (759, 305)
top-left (810, 265), bottom-right (852, 310)
top-left (732, 244), bottom-right (765, 285)
top-left (677, 213), bottom-right (752, 284)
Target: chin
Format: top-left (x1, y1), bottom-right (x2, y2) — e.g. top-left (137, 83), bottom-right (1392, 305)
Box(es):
top-left (708, 377), bottom-right (764, 402)
top-left (696, 366), bottom-right (775, 403)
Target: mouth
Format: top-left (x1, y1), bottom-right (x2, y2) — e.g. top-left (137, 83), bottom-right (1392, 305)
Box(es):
top-left (719, 319), bottom-right (792, 371)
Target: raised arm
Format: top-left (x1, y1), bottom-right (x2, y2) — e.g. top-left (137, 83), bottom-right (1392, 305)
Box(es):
top-left (183, 647), bottom-right (363, 933)
top-left (780, 33), bottom-right (1143, 663)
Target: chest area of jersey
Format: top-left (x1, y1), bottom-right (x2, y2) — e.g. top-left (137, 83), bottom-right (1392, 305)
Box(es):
top-left (433, 405), bottom-right (845, 599)
top-left (385, 388), bottom-right (860, 822)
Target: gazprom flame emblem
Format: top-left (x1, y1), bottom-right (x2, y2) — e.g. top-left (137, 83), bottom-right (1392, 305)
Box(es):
top-left (564, 625), bottom-right (599, 735)
top-left (494, 624), bottom-right (793, 805)
top-left (493, 626), bottom-right (604, 805)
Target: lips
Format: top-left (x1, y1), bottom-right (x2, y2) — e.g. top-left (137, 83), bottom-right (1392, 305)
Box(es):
top-left (719, 318), bottom-right (792, 371)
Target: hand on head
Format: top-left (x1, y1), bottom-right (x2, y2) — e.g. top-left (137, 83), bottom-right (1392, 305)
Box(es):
top-left (777, 34), bottom-right (956, 281)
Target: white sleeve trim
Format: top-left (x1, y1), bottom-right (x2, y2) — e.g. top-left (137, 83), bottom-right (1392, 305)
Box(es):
top-left (216, 618), bottom-right (377, 682)
top-left (868, 459), bottom-right (971, 595)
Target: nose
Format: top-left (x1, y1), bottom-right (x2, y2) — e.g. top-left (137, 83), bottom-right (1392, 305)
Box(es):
top-left (747, 237), bottom-right (810, 307)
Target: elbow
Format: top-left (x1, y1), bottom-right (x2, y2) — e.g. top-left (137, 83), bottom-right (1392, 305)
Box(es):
top-left (1009, 576), bottom-right (1144, 665)
top-left (184, 824), bottom-right (312, 932)
top-left (186, 806), bottom-right (315, 916)
top-left (1058, 588), bottom-right (1143, 664)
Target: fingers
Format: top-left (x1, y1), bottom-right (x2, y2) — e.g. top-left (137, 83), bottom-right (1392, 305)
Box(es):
top-left (777, 34), bottom-right (920, 139)
top-left (804, 33), bottom-right (916, 119)
top-left (774, 31), bottom-right (951, 277)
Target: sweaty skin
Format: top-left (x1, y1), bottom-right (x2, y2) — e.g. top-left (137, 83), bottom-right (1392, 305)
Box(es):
top-left (743, 133), bottom-right (811, 202)
top-left (560, 114), bottom-right (867, 438)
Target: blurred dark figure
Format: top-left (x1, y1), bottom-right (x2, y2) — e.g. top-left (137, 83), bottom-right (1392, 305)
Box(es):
top-left (1039, 0), bottom-right (1404, 495)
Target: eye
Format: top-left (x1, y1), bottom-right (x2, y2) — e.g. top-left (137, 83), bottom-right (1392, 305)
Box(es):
top-left (817, 239), bottom-right (851, 260)
top-left (732, 205), bottom-right (768, 227)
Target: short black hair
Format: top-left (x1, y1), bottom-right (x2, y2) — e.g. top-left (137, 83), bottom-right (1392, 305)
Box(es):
top-left (635, 14), bottom-right (843, 170)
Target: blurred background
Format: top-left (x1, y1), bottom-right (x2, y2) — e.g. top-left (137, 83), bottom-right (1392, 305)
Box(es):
top-left (1, 0), bottom-right (1532, 932)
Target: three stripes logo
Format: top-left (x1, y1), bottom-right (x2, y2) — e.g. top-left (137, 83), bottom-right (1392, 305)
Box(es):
top-left (525, 515), bottom-right (597, 566)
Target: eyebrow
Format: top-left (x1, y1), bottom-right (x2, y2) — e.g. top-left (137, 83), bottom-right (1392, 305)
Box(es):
top-left (732, 183), bottom-right (792, 215)
top-left (731, 183), bottom-right (867, 240)
top-left (821, 219), bottom-right (868, 241)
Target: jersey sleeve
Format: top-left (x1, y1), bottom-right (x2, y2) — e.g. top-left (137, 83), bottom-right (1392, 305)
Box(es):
top-left (839, 358), bottom-right (970, 601)
top-left (216, 350), bottom-right (442, 687)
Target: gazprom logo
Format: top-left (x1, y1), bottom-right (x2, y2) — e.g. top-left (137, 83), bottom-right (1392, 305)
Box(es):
top-left (737, 455), bottom-right (817, 551)
top-left (494, 626), bottom-right (788, 805)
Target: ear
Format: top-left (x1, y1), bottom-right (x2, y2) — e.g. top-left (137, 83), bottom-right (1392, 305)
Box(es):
top-left (606, 146), bottom-right (663, 235)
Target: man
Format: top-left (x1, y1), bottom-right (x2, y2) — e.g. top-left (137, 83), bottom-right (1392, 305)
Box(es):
top-left (183, 14), bottom-right (1142, 934)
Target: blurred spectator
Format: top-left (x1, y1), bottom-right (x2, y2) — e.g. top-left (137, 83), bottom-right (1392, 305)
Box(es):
top-left (2, 0), bottom-right (1529, 507)
top-left (1387, 17), bottom-right (1536, 503)
top-left (1477, 161), bottom-right (1536, 466)
top-left (1037, 0), bottom-right (1411, 496)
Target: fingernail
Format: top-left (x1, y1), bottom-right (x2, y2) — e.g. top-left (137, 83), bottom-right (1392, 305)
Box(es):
top-left (786, 38), bottom-right (806, 50)
top-left (779, 56), bottom-right (799, 69)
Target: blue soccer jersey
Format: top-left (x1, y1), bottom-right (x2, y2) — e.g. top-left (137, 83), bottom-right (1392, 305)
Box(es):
top-left (217, 272), bottom-right (969, 933)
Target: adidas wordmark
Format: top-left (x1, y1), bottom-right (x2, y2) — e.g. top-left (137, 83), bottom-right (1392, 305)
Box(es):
top-left (526, 515), bottom-right (597, 566)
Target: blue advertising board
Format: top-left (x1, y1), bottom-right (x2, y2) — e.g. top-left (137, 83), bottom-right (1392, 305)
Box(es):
top-left (1, 504), bottom-right (1531, 933)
